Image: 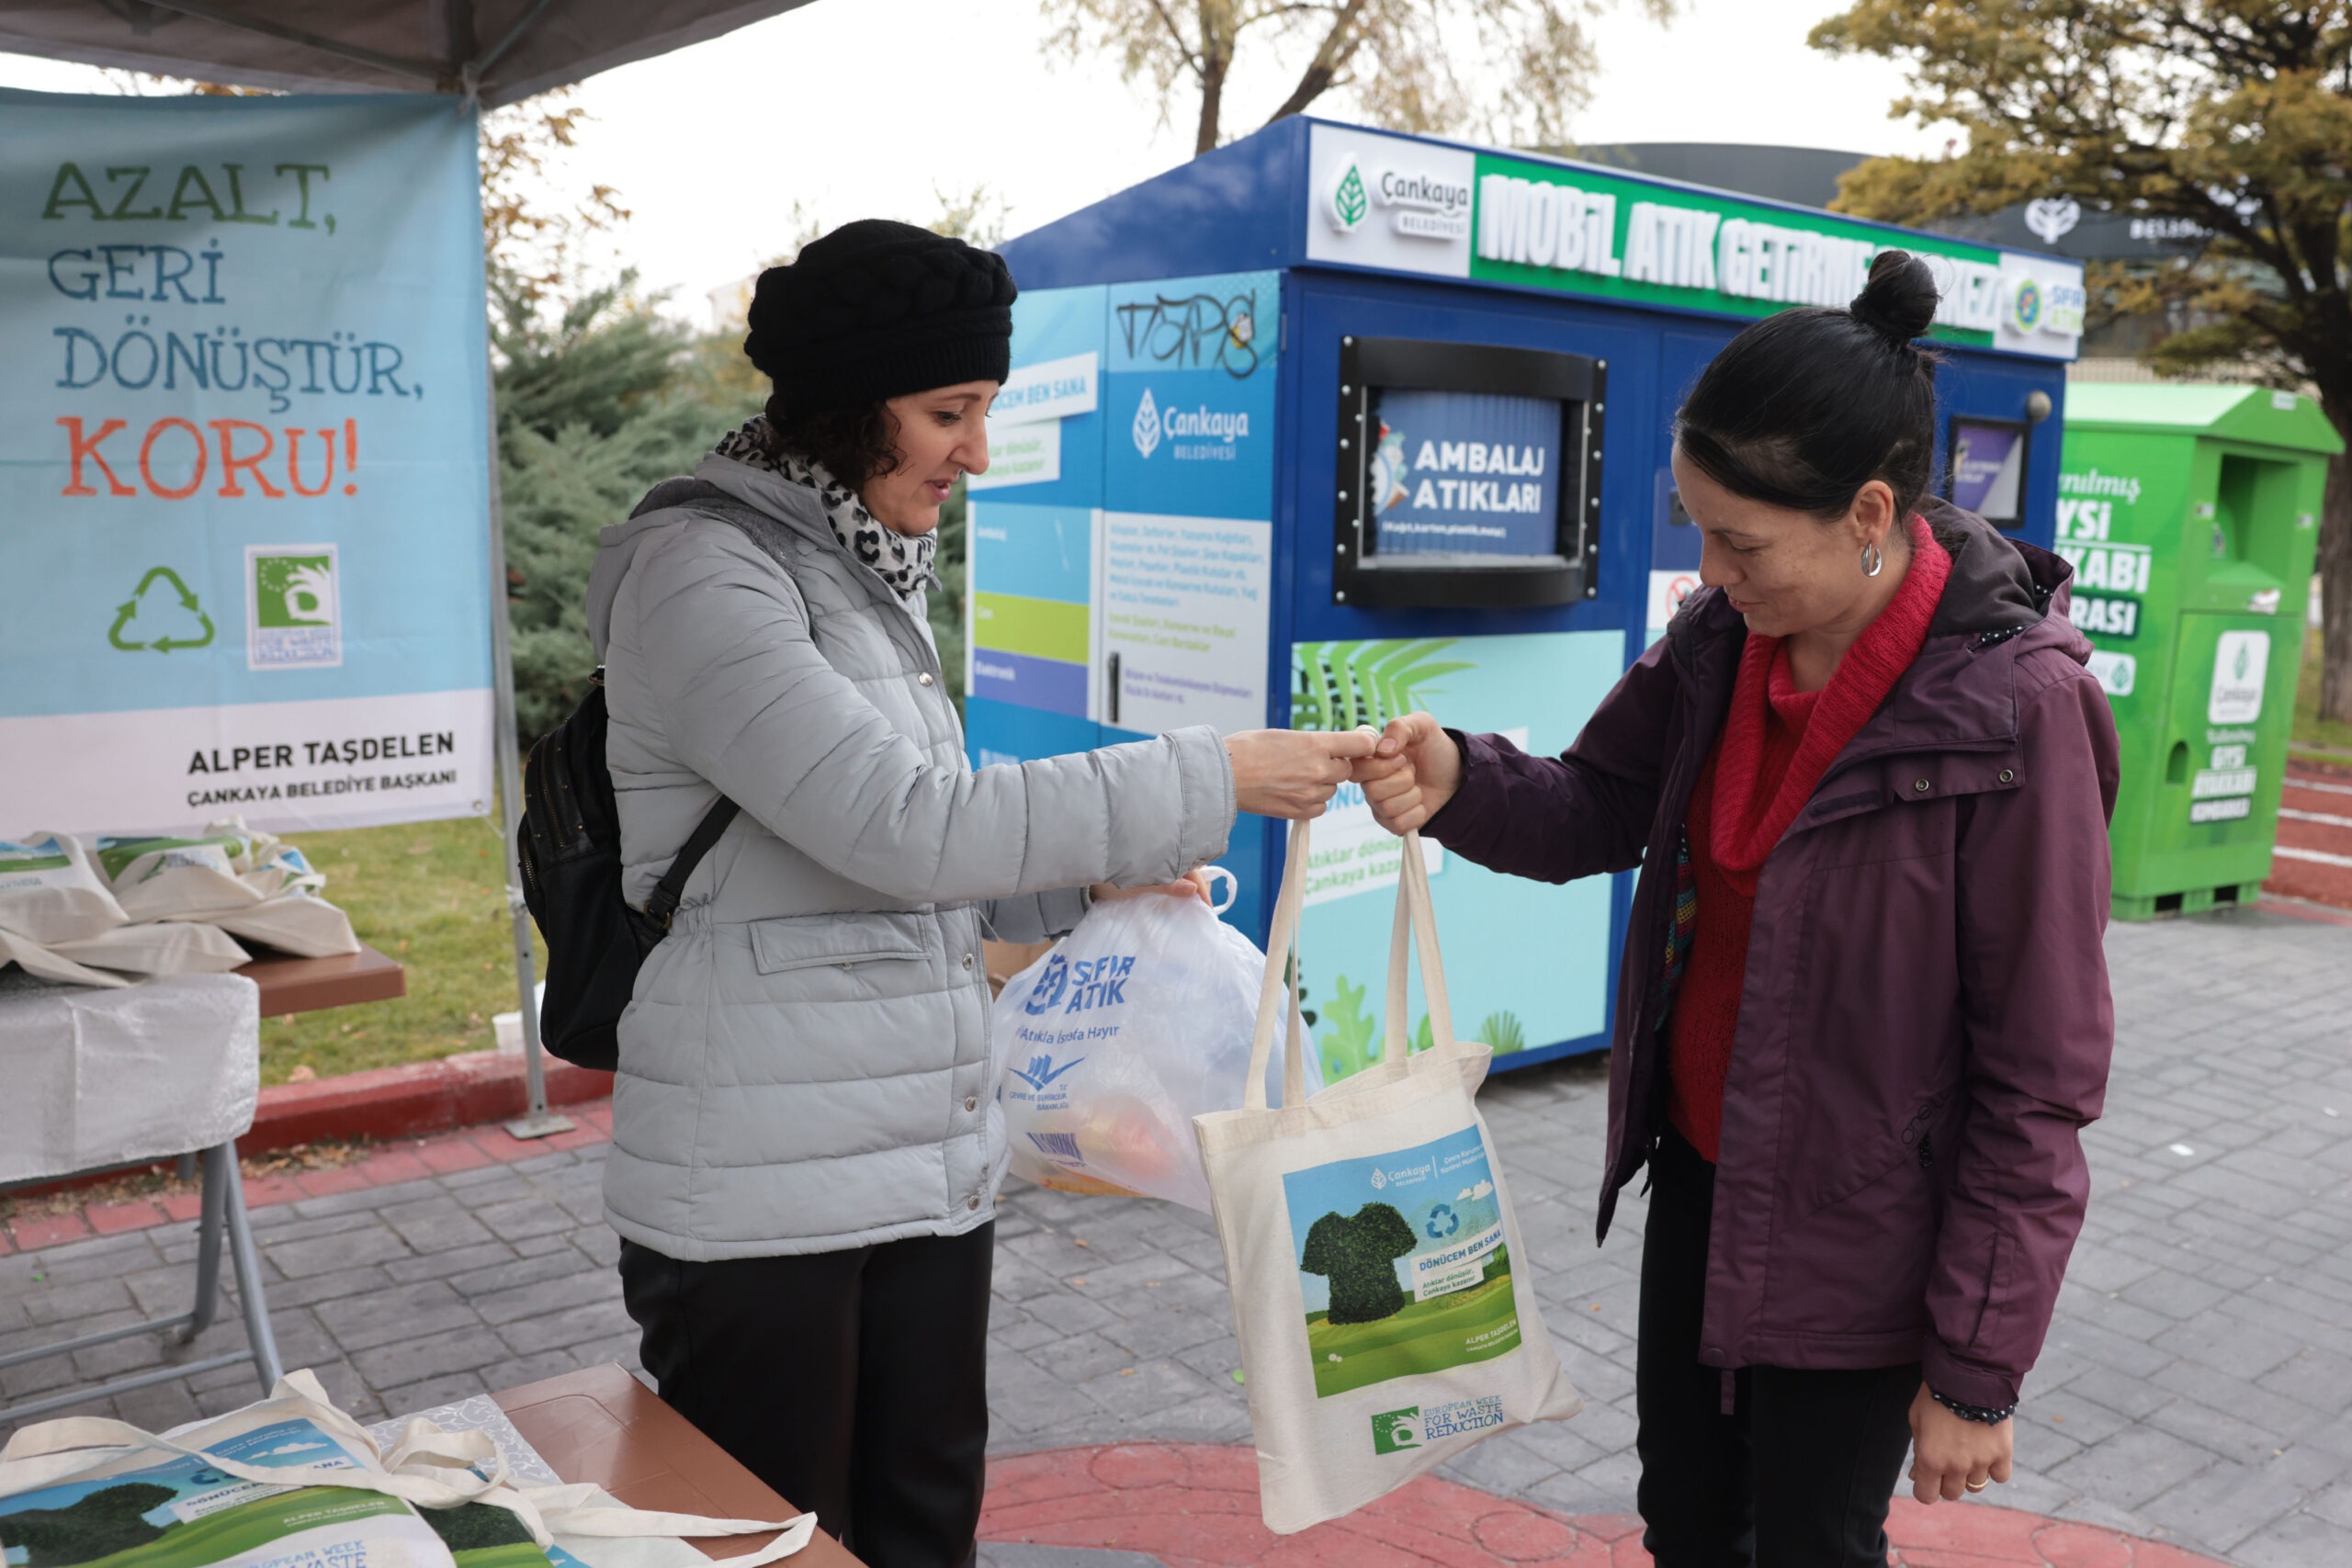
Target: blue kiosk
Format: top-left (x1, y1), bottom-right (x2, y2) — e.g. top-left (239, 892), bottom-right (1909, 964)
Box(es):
top-left (969, 118), bottom-right (2084, 1084)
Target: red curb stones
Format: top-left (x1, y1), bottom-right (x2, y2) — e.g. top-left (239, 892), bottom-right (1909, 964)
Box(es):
top-left (2, 1103), bottom-right (622, 1254)
top-left (413, 1135), bottom-right (498, 1175)
top-left (85, 1201), bottom-right (167, 1235)
top-left (247, 1051), bottom-right (613, 1152)
top-left (978, 1443), bottom-right (2230, 1568)
top-left (7, 1213), bottom-right (92, 1251)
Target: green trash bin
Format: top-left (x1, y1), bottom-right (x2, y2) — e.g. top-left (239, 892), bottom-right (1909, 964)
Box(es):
top-left (2057, 384), bottom-right (2343, 920)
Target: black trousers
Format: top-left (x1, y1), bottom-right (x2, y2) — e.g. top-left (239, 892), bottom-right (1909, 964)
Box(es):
top-left (1635, 1129), bottom-right (1919, 1568)
top-left (618, 1224), bottom-right (995, 1568)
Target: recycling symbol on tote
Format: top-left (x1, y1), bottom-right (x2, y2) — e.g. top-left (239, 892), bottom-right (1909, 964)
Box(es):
top-left (109, 567), bottom-right (215, 653)
top-left (1425, 1202), bottom-right (1460, 1240)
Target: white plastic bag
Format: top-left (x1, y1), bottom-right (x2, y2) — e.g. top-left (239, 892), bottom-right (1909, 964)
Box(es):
top-left (995, 874), bottom-right (1318, 1211)
top-left (0, 834), bottom-right (127, 944)
top-left (1193, 820), bottom-right (1581, 1533)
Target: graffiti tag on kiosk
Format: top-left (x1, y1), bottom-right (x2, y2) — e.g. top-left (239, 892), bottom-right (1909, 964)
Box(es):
top-left (1114, 289), bottom-right (1261, 379)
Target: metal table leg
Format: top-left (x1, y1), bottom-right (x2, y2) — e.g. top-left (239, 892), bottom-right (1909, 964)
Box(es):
top-left (213, 1145), bottom-right (283, 1389)
top-left (0, 1140), bottom-right (281, 1423)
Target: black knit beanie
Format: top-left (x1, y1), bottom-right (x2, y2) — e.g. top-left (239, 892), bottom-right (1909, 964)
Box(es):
top-left (744, 220), bottom-right (1017, 417)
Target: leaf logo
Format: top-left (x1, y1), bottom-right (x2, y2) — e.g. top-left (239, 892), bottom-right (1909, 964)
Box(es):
top-left (1369, 1166), bottom-right (1387, 1190)
top-left (1331, 162), bottom-right (1369, 232)
top-left (2234, 643), bottom-right (2250, 680)
top-left (1132, 387), bottom-right (1162, 458)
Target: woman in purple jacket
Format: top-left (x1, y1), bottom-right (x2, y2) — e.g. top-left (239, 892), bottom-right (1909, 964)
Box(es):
top-left (1355, 251), bottom-right (2120, 1567)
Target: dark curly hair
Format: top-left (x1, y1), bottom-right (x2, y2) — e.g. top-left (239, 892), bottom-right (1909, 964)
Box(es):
top-left (1676, 249), bottom-right (1944, 520)
top-left (763, 394), bottom-right (904, 489)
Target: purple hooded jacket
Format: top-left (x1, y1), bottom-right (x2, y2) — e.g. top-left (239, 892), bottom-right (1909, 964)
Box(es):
top-left (1426, 502), bottom-right (2120, 1409)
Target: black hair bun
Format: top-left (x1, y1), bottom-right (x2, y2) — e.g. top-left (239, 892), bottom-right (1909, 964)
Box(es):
top-left (1850, 249), bottom-right (1939, 346)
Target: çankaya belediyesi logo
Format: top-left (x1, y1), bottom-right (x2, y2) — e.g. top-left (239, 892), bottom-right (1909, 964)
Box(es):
top-left (1329, 156), bottom-right (1469, 239)
top-left (2024, 196), bottom-right (2082, 245)
top-left (1131, 387), bottom-right (1162, 458)
top-left (1130, 387), bottom-right (1251, 460)
top-left (1329, 161), bottom-right (1369, 233)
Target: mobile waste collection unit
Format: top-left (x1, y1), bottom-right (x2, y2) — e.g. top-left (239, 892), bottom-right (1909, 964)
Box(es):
top-left (2058, 383), bottom-right (2341, 919)
top-left (969, 117), bottom-right (2086, 1081)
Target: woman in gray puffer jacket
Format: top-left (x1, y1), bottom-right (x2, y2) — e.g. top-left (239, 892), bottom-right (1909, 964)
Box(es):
top-left (586, 220), bottom-right (1368, 1568)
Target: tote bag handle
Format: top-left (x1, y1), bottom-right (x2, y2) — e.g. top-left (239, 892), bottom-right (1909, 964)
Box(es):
top-left (1243, 821), bottom-right (1460, 1111)
top-left (1243, 816), bottom-right (1314, 1112)
top-left (1381, 830), bottom-right (1457, 1063)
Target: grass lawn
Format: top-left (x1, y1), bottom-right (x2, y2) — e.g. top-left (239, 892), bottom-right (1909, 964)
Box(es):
top-left (2294, 626), bottom-right (2352, 754)
top-left (1304, 1272), bottom-right (1524, 1399)
top-left (258, 812), bottom-right (543, 1087)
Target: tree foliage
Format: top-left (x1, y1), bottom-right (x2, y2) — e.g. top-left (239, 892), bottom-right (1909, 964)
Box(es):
top-left (1, 1481), bottom-right (177, 1567)
top-left (493, 273), bottom-right (762, 743)
top-left (481, 89), bottom-right (631, 307)
top-left (1044, 0), bottom-right (1676, 155)
top-left (1811, 1), bottom-right (2352, 720)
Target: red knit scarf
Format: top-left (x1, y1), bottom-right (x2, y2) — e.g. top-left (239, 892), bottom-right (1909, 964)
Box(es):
top-left (1707, 513), bottom-right (1951, 892)
top-left (1666, 515), bottom-right (1950, 1159)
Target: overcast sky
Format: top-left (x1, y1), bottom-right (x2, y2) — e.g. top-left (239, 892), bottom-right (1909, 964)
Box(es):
top-left (0, 0), bottom-right (1950, 321)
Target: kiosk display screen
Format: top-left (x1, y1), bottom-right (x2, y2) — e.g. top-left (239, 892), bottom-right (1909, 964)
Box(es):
top-left (1950, 417), bottom-right (2027, 529)
top-left (1368, 389), bottom-right (1563, 559)
top-left (1335, 337), bottom-right (1604, 609)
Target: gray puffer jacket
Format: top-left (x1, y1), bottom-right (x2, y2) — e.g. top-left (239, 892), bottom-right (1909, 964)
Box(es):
top-left (584, 453), bottom-right (1236, 1260)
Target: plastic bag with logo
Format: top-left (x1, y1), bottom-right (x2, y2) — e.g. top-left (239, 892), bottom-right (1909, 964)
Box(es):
top-left (993, 874), bottom-right (1318, 1212)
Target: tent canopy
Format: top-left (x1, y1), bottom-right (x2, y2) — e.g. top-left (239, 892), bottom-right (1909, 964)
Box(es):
top-left (0, 0), bottom-right (815, 105)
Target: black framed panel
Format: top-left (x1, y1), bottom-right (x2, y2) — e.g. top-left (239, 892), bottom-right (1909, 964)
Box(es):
top-left (1945, 414), bottom-right (2030, 531)
top-left (1332, 335), bottom-right (1605, 609)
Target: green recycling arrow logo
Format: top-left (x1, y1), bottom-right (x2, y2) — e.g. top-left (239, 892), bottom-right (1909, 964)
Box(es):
top-left (109, 567), bottom-right (216, 653)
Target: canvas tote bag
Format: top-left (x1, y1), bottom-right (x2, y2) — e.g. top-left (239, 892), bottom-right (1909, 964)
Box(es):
top-left (1193, 818), bottom-right (1581, 1533)
top-left (0, 1369), bottom-right (820, 1568)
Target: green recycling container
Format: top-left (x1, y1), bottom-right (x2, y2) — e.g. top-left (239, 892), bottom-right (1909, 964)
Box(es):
top-left (2057, 384), bottom-right (2342, 919)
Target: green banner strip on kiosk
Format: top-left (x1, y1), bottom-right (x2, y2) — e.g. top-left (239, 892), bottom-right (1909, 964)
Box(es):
top-left (972, 592), bottom-right (1090, 664)
top-left (1464, 152), bottom-right (2002, 345)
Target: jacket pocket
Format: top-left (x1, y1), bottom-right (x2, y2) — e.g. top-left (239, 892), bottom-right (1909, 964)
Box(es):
top-left (749, 912), bottom-right (929, 975)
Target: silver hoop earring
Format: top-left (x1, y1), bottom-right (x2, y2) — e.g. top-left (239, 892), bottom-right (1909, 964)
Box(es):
top-left (1860, 542), bottom-right (1885, 578)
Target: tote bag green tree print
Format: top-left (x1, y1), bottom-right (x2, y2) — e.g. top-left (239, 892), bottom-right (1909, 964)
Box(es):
top-left (1193, 819), bottom-right (1581, 1532)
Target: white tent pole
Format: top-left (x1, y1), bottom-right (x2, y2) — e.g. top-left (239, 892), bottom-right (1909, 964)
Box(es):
top-left (481, 310), bottom-right (572, 1141)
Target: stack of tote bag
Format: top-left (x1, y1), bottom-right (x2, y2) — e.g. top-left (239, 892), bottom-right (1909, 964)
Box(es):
top-left (1194, 819), bottom-right (1582, 1533)
top-left (0, 1369), bottom-right (819, 1568)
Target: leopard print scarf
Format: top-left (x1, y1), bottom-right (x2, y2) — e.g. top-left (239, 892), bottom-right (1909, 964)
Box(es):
top-left (713, 418), bottom-right (939, 601)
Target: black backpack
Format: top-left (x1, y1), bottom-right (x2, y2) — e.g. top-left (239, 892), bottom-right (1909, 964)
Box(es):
top-left (516, 669), bottom-right (738, 1071)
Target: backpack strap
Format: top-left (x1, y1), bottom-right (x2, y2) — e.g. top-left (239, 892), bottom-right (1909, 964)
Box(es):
top-left (642, 796), bottom-right (741, 931)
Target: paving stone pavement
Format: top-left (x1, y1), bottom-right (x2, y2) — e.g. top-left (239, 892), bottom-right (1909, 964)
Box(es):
top-left (4, 907), bottom-right (2349, 1566)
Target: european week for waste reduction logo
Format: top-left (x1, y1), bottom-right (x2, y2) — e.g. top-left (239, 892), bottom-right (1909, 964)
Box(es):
top-left (246, 544), bottom-right (340, 670)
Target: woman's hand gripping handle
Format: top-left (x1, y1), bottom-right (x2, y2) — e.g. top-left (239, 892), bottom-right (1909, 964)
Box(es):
top-left (1352, 713), bottom-right (1463, 836)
